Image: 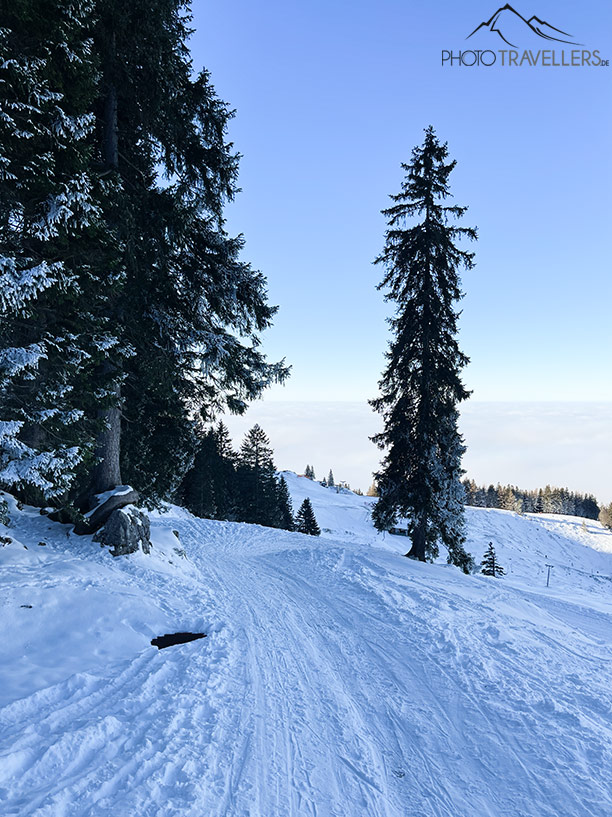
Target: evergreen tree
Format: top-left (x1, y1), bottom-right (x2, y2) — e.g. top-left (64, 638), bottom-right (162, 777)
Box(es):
top-left (535, 489), bottom-right (544, 513)
top-left (480, 542), bottom-right (505, 577)
top-left (327, 469), bottom-right (335, 488)
top-left (499, 486), bottom-right (516, 511)
top-left (370, 127), bottom-right (474, 573)
top-left (179, 422), bottom-right (237, 520)
top-left (0, 0), bottom-right (288, 510)
top-left (212, 422), bottom-right (239, 520)
top-left (89, 0), bottom-right (288, 504)
top-left (486, 484), bottom-right (498, 508)
top-left (276, 475), bottom-right (295, 531)
top-left (179, 428), bottom-right (218, 518)
top-left (464, 480), bottom-right (600, 521)
top-left (0, 0), bottom-right (116, 504)
top-left (295, 498), bottom-right (320, 536)
top-left (236, 424), bottom-right (279, 526)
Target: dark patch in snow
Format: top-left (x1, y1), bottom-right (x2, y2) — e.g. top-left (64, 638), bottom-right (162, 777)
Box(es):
top-left (151, 632), bottom-right (206, 650)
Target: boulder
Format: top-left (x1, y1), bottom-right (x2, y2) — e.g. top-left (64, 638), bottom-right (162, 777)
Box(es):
top-left (94, 506), bottom-right (152, 557)
top-left (74, 487), bottom-right (140, 534)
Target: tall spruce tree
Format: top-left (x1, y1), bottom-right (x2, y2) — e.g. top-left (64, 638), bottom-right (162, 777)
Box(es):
top-left (179, 422), bottom-right (238, 520)
top-left (236, 424), bottom-right (279, 527)
top-left (0, 0), bottom-right (118, 504)
top-left (0, 1), bottom-right (288, 510)
top-left (179, 428), bottom-right (219, 519)
top-left (370, 127), bottom-right (474, 573)
top-left (89, 0), bottom-right (288, 505)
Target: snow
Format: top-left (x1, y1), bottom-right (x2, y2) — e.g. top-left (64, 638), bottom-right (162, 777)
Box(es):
top-left (84, 485), bottom-right (135, 517)
top-left (0, 257), bottom-right (64, 313)
top-left (2, 477), bottom-right (612, 815)
top-left (0, 343), bottom-right (46, 378)
top-left (0, 431), bottom-right (83, 496)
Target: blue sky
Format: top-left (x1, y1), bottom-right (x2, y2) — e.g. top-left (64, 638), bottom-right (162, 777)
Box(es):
top-left (189, 1), bottom-right (612, 494)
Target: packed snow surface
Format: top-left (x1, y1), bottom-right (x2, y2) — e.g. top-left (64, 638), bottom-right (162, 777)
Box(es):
top-left (2, 472), bottom-right (612, 816)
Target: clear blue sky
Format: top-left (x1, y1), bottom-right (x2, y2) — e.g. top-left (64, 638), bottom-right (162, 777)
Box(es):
top-left (190, 0), bottom-right (612, 403)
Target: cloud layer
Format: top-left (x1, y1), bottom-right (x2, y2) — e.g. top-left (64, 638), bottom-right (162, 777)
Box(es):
top-left (221, 402), bottom-right (612, 504)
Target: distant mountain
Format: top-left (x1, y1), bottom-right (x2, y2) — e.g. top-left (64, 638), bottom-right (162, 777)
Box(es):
top-left (467, 4), bottom-right (581, 48)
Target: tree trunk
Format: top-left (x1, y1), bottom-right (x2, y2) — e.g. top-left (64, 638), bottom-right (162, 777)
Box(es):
top-left (91, 375), bottom-right (122, 494)
top-left (406, 512), bottom-right (427, 561)
top-left (90, 27), bottom-right (122, 498)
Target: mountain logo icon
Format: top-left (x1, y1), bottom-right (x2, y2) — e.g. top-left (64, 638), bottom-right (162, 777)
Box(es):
top-left (467, 4), bottom-right (582, 48)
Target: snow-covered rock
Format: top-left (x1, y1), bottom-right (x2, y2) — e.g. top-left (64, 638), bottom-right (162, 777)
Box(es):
top-left (94, 506), bottom-right (152, 556)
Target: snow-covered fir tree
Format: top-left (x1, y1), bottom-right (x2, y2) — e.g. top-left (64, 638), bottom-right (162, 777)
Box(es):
top-left (0, 0), bottom-right (288, 511)
top-left (89, 0), bottom-right (288, 505)
top-left (480, 543), bottom-right (505, 577)
top-left (327, 469), bottom-right (335, 488)
top-left (295, 498), bottom-right (320, 536)
top-left (370, 126), bottom-right (474, 572)
top-left (0, 0), bottom-right (118, 504)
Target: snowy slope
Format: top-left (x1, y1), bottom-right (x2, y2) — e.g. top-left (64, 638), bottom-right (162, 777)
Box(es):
top-left (2, 480), bottom-right (612, 816)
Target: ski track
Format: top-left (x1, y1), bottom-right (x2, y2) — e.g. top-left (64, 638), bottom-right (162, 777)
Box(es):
top-left (2, 499), bottom-right (612, 815)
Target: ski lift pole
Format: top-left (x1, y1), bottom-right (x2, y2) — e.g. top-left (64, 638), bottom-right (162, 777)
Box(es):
top-left (545, 563), bottom-right (554, 587)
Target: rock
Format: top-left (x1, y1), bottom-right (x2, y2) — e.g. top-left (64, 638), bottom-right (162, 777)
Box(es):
top-left (94, 506), bottom-right (152, 557)
top-left (151, 632), bottom-right (206, 650)
top-left (74, 487), bottom-right (140, 535)
top-left (47, 507), bottom-right (78, 525)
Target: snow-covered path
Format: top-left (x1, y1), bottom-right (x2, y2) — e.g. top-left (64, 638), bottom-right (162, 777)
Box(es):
top-left (2, 485), bottom-right (612, 815)
top-left (188, 523), bottom-right (612, 817)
